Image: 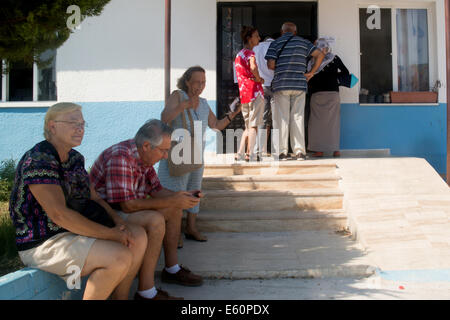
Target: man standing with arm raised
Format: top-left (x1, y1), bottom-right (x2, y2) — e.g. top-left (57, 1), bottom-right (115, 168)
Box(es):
top-left (265, 22), bottom-right (325, 161)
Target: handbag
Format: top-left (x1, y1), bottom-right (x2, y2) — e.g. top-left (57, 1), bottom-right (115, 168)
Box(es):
top-left (66, 198), bottom-right (115, 228)
top-left (43, 140), bottom-right (115, 228)
top-left (168, 92), bottom-right (203, 177)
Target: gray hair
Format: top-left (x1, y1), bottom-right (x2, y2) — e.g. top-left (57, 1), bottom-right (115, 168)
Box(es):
top-left (134, 119), bottom-right (174, 148)
top-left (281, 22), bottom-right (297, 34)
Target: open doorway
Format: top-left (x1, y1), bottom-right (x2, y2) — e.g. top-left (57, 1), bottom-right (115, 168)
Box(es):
top-left (217, 1), bottom-right (318, 153)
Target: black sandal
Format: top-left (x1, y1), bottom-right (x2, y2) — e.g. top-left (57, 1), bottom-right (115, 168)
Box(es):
top-left (184, 233), bottom-right (208, 242)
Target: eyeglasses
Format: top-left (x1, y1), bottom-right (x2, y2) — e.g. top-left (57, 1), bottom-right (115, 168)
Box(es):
top-left (154, 146), bottom-right (169, 155)
top-left (54, 121), bottom-right (87, 129)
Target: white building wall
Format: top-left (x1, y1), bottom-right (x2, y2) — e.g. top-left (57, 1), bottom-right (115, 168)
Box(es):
top-left (57, 0), bottom-right (216, 102)
top-left (318, 0), bottom-right (359, 103)
top-left (56, 0), bottom-right (447, 104)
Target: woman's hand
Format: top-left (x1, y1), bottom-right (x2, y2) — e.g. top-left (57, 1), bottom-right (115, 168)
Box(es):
top-left (187, 95), bottom-right (200, 109)
top-left (304, 72), bottom-right (314, 82)
top-left (110, 223), bottom-right (135, 248)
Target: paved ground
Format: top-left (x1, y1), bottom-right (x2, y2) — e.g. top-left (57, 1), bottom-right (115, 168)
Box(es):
top-left (153, 277), bottom-right (450, 300)
top-left (149, 155), bottom-right (450, 301)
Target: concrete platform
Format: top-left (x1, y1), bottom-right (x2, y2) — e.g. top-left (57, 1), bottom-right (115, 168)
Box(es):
top-left (334, 157), bottom-right (450, 278)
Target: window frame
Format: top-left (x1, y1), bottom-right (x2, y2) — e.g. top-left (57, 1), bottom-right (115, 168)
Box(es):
top-left (0, 53), bottom-right (57, 105)
top-left (357, 1), bottom-right (437, 98)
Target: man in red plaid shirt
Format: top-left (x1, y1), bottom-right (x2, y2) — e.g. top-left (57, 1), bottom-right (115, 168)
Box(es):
top-left (90, 119), bottom-right (203, 300)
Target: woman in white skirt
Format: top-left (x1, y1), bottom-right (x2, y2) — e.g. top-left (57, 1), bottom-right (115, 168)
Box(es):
top-left (307, 38), bottom-right (350, 158)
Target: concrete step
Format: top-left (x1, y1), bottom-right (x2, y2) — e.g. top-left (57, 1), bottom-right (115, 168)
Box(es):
top-left (202, 174), bottom-right (341, 190)
top-left (158, 231), bottom-right (375, 280)
top-left (195, 210), bottom-right (347, 232)
top-left (200, 189), bottom-right (344, 211)
top-left (203, 162), bottom-right (337, 177)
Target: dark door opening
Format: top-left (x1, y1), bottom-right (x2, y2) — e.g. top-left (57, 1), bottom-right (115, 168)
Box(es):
top-left (217, 2), bottom-right (318, 153)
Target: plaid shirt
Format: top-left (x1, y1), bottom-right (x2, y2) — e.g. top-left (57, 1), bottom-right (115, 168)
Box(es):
top-left (89, 139), bottom-right (163, 204)
top-left (265, 32), bottom-right (316, 92)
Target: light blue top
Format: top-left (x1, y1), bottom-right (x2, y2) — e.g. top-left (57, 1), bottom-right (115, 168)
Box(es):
top-left (170, 90), bottom-right (210, 151)
top-left (157, 90), bottom-right (211, 214)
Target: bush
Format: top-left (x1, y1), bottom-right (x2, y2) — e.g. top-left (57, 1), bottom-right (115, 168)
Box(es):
top-left (0, 159), bottom-right (16, 202)
top-left (0, 203), bottom-right (17, 259)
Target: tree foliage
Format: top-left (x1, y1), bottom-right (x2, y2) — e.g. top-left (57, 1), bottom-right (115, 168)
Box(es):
top-left (0, 0), bottom-right (110, 71)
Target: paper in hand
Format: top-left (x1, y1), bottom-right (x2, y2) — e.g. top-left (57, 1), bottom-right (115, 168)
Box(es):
top-left (229, 97), bottom-right (240, 112)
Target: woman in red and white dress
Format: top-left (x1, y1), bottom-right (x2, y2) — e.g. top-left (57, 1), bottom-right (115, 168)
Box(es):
top-left (234, 26), bottom-right (265, 162)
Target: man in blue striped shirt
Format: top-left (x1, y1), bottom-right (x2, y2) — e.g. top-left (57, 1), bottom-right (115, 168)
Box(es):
top-left (265, 22), bottom-right (324, 160)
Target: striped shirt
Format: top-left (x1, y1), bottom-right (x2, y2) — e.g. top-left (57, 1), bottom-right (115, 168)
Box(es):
top-left (265, 32), bottom-right (317, 92)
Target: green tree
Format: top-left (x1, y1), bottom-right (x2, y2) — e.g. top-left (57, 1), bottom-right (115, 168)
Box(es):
top-left (0, 0), bottom-right (110, 71)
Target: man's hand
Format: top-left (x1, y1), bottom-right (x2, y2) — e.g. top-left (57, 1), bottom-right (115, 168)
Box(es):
top-left (171, 191), bottom-right (201, 209)
top-left (189, 189), bottom-right (204, 199)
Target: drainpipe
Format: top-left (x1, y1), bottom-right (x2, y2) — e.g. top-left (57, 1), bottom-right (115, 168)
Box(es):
top-left (446, 0), bottom-right (450, 185)
top-left (165, 0), bottom-right (171, 104)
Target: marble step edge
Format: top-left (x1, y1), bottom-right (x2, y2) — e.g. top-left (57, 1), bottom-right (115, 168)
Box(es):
top-left (203, 189), bottom-right (344, 197)
top-left (196, 210), bottom-right (347, 221)
top-left (203, 173), bottom-right (342, 182)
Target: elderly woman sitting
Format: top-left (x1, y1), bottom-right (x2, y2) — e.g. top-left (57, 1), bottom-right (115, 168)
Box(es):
top-left (9, 102), bottom-right (147, 300)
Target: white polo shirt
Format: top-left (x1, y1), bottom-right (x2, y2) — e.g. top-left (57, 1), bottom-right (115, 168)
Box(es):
top-left (253, 38), bottom-right (275, 87)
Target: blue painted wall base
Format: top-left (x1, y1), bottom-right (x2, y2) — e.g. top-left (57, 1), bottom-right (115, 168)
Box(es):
top-left (0, 268), bottom-right (86, 300)
top-left (0, 102), bottom-right (447, 173)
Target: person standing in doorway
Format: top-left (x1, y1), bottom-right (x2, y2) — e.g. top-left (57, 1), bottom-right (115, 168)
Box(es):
top-left (265, 22), bottom-right (325, 161)
top-left (253, 34), bottom-right (277, 157)
top-left (235, 26), bottom-right (265, 162)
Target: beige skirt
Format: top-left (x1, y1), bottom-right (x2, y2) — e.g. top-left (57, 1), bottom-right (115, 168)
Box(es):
top-left (19, 232), bottom-right (96, 281)
top-left (307, 91), bottom-right (341, 152)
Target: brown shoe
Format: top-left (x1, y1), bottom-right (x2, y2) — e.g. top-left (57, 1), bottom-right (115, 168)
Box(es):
top-left (134, 289), bottom-right (184, 300)
top-left (161, 265), bottom-right (203, 287)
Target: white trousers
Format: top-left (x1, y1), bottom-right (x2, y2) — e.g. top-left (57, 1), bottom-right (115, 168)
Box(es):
top-left (272, 90), bottom-right (306, 155)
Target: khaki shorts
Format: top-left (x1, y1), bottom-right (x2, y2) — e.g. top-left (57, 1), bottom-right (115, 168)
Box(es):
top-left (19, 232), bottom-right (96, 281)
top-left (242, 95), bottom-right (264, 128)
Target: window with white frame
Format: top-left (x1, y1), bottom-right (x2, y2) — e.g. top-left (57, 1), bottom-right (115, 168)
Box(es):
top-left (359, 4), bottom-right (437, 103)
top-left (1, 49), bottom-right (57, 102)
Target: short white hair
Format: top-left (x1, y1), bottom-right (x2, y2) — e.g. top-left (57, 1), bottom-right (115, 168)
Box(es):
top-left (44, 102), bottom-right (82, 140)
top-left (281, 22), bottom-right (297, 34)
